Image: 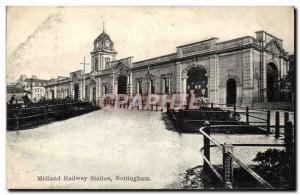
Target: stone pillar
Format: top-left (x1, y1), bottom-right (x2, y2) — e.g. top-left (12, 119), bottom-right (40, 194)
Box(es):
top-left (241, 50), bottom-right (254, 105)
top-left (148, 80), bottom-right (151, 95)
top-left (162, 77), bottom-right (165, 94)
top-left (70, 82), bottom-right (73, 99)
top-left (54, 86), bottom-right (57, 99)
top-left (130, 71), bottom-right (133, 97)
top-left (112, 73), bottom-right (115, 95)
top-left (176, 61), bottom-right (182, 94)
top-left (262, 52), bottom-right (267, 103)
top-left (182, 76), bottom-right (187, 103)
top-left (209, 55), bottom-right (219, 104)
top-left (79, 82), bottom-right (83, 100)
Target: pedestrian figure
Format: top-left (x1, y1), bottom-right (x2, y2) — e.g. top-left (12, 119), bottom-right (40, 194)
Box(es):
top-left (22, 94), bottom-right (31, 107)
top-left (9, 95), bottom-right (16, 104)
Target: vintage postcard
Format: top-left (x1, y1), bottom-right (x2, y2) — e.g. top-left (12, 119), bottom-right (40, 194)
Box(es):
top-left (6, 6), bottom-right (295, 190)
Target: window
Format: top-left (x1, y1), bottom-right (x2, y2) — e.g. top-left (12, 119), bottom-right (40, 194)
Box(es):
top-left (95, 57), bottom-right (99, 71)
top-left (163, 77), bottom-right (170, 94)
top-left (150, 79), bottom-right (155, 94)
top-left (103, 84), bottom-right (108, 95)
top-left (105, 58), bottom-right (110, 69)
top-left (137, 80), bottom-right (142, 94)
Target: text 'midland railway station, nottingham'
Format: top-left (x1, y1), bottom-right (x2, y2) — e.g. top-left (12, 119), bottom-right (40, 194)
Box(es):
top-left (44, 28), bottom-right (291, 106)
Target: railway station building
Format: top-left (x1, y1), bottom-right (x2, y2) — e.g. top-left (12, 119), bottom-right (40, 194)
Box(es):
top-left (45, 29), bottom-right (291, 106)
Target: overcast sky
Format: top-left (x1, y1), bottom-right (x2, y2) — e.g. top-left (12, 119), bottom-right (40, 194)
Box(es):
top-left (6, 6), bottom-right (294, 82)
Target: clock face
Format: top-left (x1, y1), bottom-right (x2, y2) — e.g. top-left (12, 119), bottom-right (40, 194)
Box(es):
top-left (104, 40), bottom-right (111, 48)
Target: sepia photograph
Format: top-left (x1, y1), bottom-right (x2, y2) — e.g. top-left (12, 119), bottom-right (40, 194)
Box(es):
top-left (5, 6), bottom-right (295, 190)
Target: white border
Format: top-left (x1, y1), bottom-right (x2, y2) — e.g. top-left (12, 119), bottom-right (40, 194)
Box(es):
top-left (0, 1), bottom-right (299, 195)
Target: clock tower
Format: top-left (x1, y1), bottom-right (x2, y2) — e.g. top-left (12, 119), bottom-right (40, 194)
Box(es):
top-left (90, 27), bottom-right (117, 72)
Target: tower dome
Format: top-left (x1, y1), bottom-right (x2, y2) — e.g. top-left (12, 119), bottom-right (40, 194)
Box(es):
top-left (93, 29), bottom-right (116, 53)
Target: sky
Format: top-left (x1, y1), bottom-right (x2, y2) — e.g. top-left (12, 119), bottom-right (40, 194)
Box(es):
top-left (6, 6), bottom-right (294, 82)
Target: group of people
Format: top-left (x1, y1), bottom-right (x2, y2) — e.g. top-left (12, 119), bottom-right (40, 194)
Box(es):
top-left (8, 94), bottom-right (31, 106)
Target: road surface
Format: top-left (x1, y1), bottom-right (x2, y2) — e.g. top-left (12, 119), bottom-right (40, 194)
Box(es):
top-left (6, 109), bottom-right (285, 189)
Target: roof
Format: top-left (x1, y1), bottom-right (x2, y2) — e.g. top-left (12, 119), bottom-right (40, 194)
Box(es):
top-left (94, 30), bottom-right (112, 42)
top-left (7, 85), bottom-right (29, 94)
top-left (24, 78), bottom-right (48, 82)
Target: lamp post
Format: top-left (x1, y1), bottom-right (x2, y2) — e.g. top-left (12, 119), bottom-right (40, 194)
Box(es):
top-left (80, 56), bottom-right (90, 101)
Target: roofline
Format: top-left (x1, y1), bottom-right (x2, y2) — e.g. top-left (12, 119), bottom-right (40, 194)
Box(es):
top-left (133, 53), bottom-right (177, 65)
top-left (255, 30), bottom-right (283, 41)
top-left (177, 37), bottom-right (219, 48)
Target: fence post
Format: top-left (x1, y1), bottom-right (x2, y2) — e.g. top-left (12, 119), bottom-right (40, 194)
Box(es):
top-left (246, 106), bottom-right (249, 125)
top-left (284, 112), bottom-right (289, 128)
top-left (223, 143), bottom-right (234, 189)
top-left (45, 104), bottom-right (48, 122)
top-left (203, 121), bottom-right (210, 174)
top-left (267, 110), bottom-right (270, 133)
top-left (275, 111), bottom-right (280, 138)
top-left (284, 112), bottom-right (289, 142)
top-left (77, 101), bottom-right (80, 114)
top-left (285, 121), bottom-right (294, 156)
top-left (211, 103), bottom-right (213, 109)
top-left (156, 103), bottom-right (158, 111)
top-left (233, 105), bottom-right (236, 121)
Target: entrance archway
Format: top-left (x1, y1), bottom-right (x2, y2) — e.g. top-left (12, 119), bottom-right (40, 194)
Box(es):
top-left (187, 67), bottom-right (208, 97)
top-left (266, 63), bottom-right (279, 102)
top-left (117, 75), bottom-right (127, 94)
top-left (226, 79), bottom-right (237, 105)
top-left (74, 83), bottom-right (79, 100)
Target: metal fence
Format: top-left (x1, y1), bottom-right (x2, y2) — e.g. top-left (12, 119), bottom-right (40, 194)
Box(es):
top-left (199, 120), bottom-right (294, 189)
top-left (7, 101), bottom-right (94, 130)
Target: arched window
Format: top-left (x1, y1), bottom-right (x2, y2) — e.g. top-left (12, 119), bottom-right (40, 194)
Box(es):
top-left (266, 63), bottom-right (279, 102)
top-left (137, 80), bottom-right (142, 94)
top-left (187, 67), bottom-right (208, 98)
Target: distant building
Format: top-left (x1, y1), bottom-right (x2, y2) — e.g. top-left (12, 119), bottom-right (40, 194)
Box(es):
top-left (18, 75), bottom-right (48, 102)
top-left (45, 29), bottom-right (292, 106)
top-left (45, 76), bottom-right (71, 100)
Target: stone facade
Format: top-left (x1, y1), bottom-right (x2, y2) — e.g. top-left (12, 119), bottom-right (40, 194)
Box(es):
top-left (44, 30), bottom-right (291, 106)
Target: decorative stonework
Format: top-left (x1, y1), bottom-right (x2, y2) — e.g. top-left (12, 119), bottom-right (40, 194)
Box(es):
top-left (220, 74), bottom-right (241, 87)
top-left (181, 63), bottom-right (208, 77)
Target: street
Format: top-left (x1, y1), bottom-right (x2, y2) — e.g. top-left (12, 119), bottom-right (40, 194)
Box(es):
top-left (7, 109), bottom-right (285, 189)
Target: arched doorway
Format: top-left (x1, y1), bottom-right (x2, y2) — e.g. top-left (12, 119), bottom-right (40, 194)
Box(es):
top-left (266, 63), bottom-right (279, 102)
top-left (74, 83), bottom-right (79, 100)
top-left (117, 75), bottom-right (127, 94)
top-left (226, 79), bottom-right (237, 105)
top-left (187, 67), bottom-right (208, 98)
